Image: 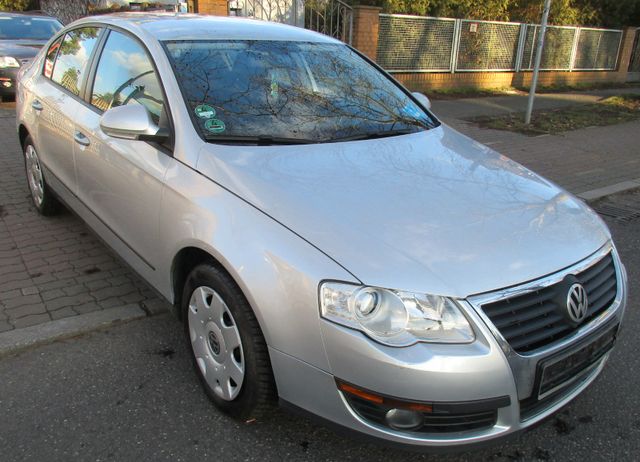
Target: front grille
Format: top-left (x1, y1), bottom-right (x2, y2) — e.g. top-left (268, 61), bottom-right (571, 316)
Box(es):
top-left (480, 252), bottom-right (617, 353)
top-left (348, 395), bottom-right (499, 434)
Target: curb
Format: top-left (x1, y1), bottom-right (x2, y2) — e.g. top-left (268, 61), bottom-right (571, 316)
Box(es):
top-left (0, 304), bottom-right (147, 357)
top-left (578, 178), bottom-right (640, 201)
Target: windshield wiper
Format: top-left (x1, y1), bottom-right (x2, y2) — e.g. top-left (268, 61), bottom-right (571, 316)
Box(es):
top-left (327, 128), bottom-right (418, 143)
top-left (204, 135), bottom-right (316, 145)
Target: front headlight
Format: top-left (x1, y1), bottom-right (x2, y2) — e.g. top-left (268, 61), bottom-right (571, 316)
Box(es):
top-left (320, 282), bottom-right (475, 347)
top-left (0, 56), bottom-right (20, 68)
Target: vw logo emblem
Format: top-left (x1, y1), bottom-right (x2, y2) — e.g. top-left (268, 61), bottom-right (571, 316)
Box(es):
top-left (566, 283), bottom-right (589, 323)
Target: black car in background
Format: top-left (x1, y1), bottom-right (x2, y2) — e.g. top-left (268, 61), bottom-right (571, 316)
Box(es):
top-left (0, 12), bottom-right (62, 100)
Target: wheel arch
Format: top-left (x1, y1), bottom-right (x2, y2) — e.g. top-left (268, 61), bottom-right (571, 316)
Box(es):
top-left (171, 246), bottom-right (216, 318)
top-left (18, 124), bottom-right (30, 150)
top-left (170, 246), bottom-right (263, 333)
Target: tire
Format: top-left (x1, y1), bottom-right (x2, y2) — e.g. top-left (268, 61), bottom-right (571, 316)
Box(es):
top-left (182, 263), bottom-right (276, 420)
top-left (23, 135), bottom-right (60, 216)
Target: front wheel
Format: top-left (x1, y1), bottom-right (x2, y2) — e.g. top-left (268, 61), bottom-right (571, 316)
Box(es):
top-left (23, 135), bottom-right (60, 216)
top-left (182, 263), bottom-right (276, 420)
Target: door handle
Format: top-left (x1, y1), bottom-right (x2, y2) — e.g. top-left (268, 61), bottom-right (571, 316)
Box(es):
top-left (73, 131), bottom-right (91, 147)
top-left (31, 100), bottom-right (43, 112)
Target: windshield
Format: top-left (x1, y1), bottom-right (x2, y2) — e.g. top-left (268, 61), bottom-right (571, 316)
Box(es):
top-left (164, 40), bottom-right (437, 144)
top-left (0, 16), bottom-right (62, 40)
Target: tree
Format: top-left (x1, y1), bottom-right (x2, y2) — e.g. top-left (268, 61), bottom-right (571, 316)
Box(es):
top-left (40, 0), bottom-right (94, 24)
top-left (360, 0), bottom-right (640, 27)
top-left (430, 0), bottom-right (512, 22)
top-left (0, 0), bottom-right (30, 11)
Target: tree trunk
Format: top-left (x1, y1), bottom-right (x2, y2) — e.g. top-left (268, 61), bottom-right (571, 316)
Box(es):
top-left (41, 0), bottom-right (91, 25)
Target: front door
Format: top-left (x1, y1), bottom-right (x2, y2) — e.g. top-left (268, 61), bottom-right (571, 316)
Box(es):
top-left (74, 29), bottom-right (172, 278)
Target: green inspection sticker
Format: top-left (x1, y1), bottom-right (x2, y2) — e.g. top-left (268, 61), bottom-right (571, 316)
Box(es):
top-left (204, 118), bottom-right (226, 134)
top-left (194, 104), bottom-right (216, 119)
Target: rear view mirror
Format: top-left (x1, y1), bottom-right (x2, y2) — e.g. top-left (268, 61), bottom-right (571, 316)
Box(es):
top-left (100, 104), bottom-right (164, 141)
top-left (411, 92), bottom-right (431, 111)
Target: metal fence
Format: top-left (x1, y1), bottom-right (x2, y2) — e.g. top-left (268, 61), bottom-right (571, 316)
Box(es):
top-left (376, 14), bottom-right (455, 72)
top-left (231, 0), bottom-right (353, 44)
top-left (377, 14), bottom-right (624, 73)
top-left (234, 0), bottom-right (304, 27)
top-left (304, 0), bottom-right (353, 44)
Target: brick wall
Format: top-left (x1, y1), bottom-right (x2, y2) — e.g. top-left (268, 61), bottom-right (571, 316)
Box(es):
top-left (351, 10), bottom-right (638, 92)
top-left (196, 0), bottom-right (228, 16)
top-left (394, 69), bottom-right (628, 93)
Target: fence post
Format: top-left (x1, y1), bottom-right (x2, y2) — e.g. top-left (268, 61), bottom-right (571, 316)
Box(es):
top-left (569, 27), bottom-right (580, 71)
top-left (196, 0), bottom-right (229, 15)
top-left (451, 19), bottom-right (462, 73)
top-left (351, 6), bottom-right (382, 60)
top-left (515, 24), bottom-right (527, 72)
top-left (525, 0), bottom-right (551, 125)
top-left (615, 26), bottom-right (639, 81)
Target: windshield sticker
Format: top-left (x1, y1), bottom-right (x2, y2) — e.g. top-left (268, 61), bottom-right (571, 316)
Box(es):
top-left (195, 104), bottom-right (216, 119)
top-left (204, 118), bottom-right (226, 134)
top-left (402, 103), bottom-right (423, 119)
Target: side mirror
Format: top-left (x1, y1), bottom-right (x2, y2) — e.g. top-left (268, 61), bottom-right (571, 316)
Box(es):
top-left (100, 104), bottom-right (164, 141)
top-left (411, 92), bottom-right (431, 111)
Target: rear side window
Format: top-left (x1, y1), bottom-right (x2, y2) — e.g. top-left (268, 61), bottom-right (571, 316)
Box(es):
top-left (90, 30), bottom-right (164, 123)
top-left (51, 27), bottom-right (102, 96)
top-left (43, 36), bottom-right (62, 79)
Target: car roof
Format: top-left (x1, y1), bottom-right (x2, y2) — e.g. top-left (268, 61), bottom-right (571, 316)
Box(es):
top-left (73, 13), bottom-right (341, 44)
top-left (0, 11), bottom-right (59, 20)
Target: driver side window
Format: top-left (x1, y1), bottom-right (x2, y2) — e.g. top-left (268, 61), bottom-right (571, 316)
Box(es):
top-left (90, 30), bottom-right (164, 123)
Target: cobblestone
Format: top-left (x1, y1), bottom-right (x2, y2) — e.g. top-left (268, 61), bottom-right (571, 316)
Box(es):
top-left (6, 303), bottom-right (47, 319)
top-left (50, 307), bottom-right (77, 320)
top-left (0, 108), bottom-right (167, 332)
top-left (12, 313), bottom-right (51, 329)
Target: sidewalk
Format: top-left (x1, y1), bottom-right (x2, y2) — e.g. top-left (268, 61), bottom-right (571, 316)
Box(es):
top-left (1, 88), bottom-right (639, 352)
top-left (431, 88), bottom-right (640, 195)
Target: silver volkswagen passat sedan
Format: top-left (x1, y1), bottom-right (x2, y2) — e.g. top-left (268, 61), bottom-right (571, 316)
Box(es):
top-left (16, 14), bottom-right (627, 450)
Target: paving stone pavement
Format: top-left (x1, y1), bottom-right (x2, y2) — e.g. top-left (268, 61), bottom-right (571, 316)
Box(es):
top-left (0, 108), bottom-right (170, 333)
top-left (441, 118), bottom-right (640, 195)
top-left (1, 89), bottom-right (639, 335)
top-left (431, 88), bottom-right (640, 195)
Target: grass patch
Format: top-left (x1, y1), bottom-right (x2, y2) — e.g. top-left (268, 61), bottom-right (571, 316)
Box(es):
top-left (470, 94), bottom-right (640, 136)
top-left (426, 87), bottom-right (521, 99)
top-left (515, 81), bottom-right (640, 94)
top-left (425, 82), bottom-right (640, 99)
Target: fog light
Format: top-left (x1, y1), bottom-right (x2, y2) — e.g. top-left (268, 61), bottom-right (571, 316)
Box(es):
top-left (1, 81), bottom-right (11, 88)
top-left (385, 408), bottom-right (424, 430)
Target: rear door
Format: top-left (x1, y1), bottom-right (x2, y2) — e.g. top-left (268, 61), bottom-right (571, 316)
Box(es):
top-left (31, 26), bottom-right (103, 195)
top-left (74, 29), bottom-right (173, 276)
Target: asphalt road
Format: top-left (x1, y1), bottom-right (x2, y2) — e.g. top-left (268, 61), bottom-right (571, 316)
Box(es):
top-left (1, 190), bottom-right (639, 462)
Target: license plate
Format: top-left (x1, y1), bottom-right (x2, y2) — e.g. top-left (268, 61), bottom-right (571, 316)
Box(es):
top-left (538, 326), bottom-right (617, 399)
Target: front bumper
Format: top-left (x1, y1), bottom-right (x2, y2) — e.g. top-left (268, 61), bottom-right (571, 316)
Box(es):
top-left (271, 243), bottom-right (627, 449)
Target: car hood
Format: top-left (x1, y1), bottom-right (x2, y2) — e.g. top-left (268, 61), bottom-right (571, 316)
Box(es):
top-left (0, 39), bottom-right (46, 59)
top-left (195, 125), bottom-right (609, 298)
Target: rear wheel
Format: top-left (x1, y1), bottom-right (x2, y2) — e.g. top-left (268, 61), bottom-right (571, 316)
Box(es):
top-left (23, 135), bottom-right (59, 216)
top-left (182, 263), bottom-right (276, 420)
